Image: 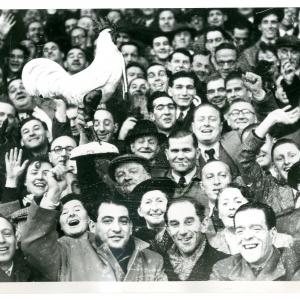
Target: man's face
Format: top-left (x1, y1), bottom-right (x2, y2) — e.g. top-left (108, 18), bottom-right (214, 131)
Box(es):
top-left (150, 96), bottom-right (176, 131)
top-left (273, 143), bottom-right (300, 181)
top-left (167, 201), bottom-right (204, 256)
top-left (107, 10), bottom-right (122, 24)
top-left (138, 190), bottom-right (168, 227)
top-left (147, 65), bottom-right (168, 92)
top-left (238, 8), bottom-right (254, 17)
top-left (192, 105), bottom-right (222, 146)
top-left (121, 45), bottom-right (139, 65)
top-left (43, 42), bottom-right (64, 64)
top-left (0, 218), bottom-right (16, 266)
top-left (78, 16), bottom-right (94, 37)
top-left (173, 30), bottom-right (193, 49)
top-left (226, 101), bottom-right (256, 133)
top-left (66, 106), bottom-right (79, 136)
top-left (168, 52), bottom-right (191, 73)
top-left (188, 15), bottom-right (204, 32)
top-left (277, 47), bottom-right (300, 67)
top-left (235, 209), bottom-right (275, 265)
top-left (166, 134), bottom-right (198, 175)
top-left (256, 134), bottom-right (273, 169)
top-left (114, 162), bottom-right (150, 194)
top-left (8, 79), bottom-right (33, 112)
top-left (126, 66), bottom-right (144, 85)
top-left (93, 110), bottom-right (117, 142)
top-left (26, 21), bottom-right (44, 44)
top-left (282, 8), bottom-right (297, 26)
top-left (0, 102), bottom-right (16, 132)
top-left (152, 36), bottom-right (172, 60)
top-left (130, 135), bottom-right (160, 161)
top-left (8, 48), bottom-right (25, 74)
top-left (205, 31), bottom-right (225, 54)
top-left (96, 203), bottom-right (132, 250)
top-left (207, 9), bottom-right (227, 27)
top-left (159, 10), bottom-right (176, 32)
top-left (59, 200), bottom-right (89, 237)
top-left (71, 28), bottom-right (87, 50)
top-left (226, 78), bottom-right (248, 103)
top-left (25, 161), bottom-right (52, 197)
top-left (169, 77), bottom-right (195, 110)
top-left (259, 14), bottom-right (279, 40)
top-left (49, 136), bottom-right (76, 166)
top-left (201, 161), bottom-right (231, 201)
top-left (65, 18), bottom-right (78, 35)
top-left (233, 28), bottom-right (249, 51)
top-left (218, 187), bottom-right (248, 228)
top-left (206, 78), bottom-right (227, 109)
top-left (65, 48), bottom-right (87, 74)
top-left (192, 54), bottom-right (211, 82)
top-left (116, 32), bottom-right (130, 48)
top-left (21, 119), bottom-right (48, 151)
top-left (215, 48), bottom-right (237, 79)
top-left (129, 78), bottom-right (149, 96)
top-left (20, 39), bottom-right (36, 59)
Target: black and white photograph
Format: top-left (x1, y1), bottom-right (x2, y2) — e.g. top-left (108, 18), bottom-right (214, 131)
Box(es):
top-left (0, 3), bottom-right (300, 291)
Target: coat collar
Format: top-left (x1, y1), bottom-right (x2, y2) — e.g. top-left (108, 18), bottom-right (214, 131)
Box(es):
top-left (228, 247), bottom-right (286, 281)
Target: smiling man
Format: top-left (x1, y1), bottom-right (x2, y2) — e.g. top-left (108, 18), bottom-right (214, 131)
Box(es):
top-left (164, 197), bottom-right (227, 280)
top-left (210, 202), bottom-right (300, 280)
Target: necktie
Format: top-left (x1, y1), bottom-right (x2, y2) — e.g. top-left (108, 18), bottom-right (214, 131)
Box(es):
top-left (178, 176), bottom-right (186, 188)
top-left (204, 148), bottom-right (216, 161)
top-left (178, 112), bottom-right (184, 122)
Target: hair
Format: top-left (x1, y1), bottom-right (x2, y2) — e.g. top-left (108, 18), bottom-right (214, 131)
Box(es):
top-left (215, 42), bottom-right (237, 56)
top-left (147, 62), bottom-right (166, 72)
top-left (19, 117), bottom-right (48, 132)
top-left (232, 18), bottom-right (252, 32)
top-left (167, 48), bottom-right (193, 63)
top-left (166, 197), bottom-right (206, 223)
top-left (93, 107), bottom-right (116, 123)
top-left (60, 193), bottom-right (83, 206)
top-left (0, 213), bottom-right (16, 234)
top-left (70, 26), bottom-right (87, 37)
top-left (241, 123), bottom-right (259, 142)
top-left (271, 138), bottom-right (300, 161)
top-left (126, 62), bottom-right (146, 76)
top-left (193, 49), bottom-right (211, 56)
top-left (227, 99), bottom-right (255, 113)
top-left (200, 159), bottom-right (232, 179)
top-left (204, 26), bottom-right (231, 43)
top-left (220, 182), bottom-right (255, 203)
top-left (9, 44), bottom-right (30, 60)
top-left (224, 70), bottom-right (244, 86)
top-left (168, 70), bottom-right (197, 87)
top-left (193, 102), bottom-right (223, 122)
top-left (147, 91), bottom-right (174, 112)
top-left (151, 32), bottom-right (171, 44)
top-left (206, 72), bottom-right (224, 86)
top-left (167, 129), bottom-right (198, 149)
top-left (120, 41), bottom-right (140, 55)
top-left (256, 42), bottom-right (278, 62)
top-left (234, 202), bottom-right (276, 230)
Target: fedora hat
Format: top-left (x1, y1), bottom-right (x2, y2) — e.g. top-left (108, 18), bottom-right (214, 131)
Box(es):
top-left (125, 119), bottom-right (167, 145)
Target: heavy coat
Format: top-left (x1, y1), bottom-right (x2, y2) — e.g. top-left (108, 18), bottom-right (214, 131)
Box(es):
top-left (21, 203), bottom-right (167, 281)
top-left (210, 247), bottom-right (300, 281)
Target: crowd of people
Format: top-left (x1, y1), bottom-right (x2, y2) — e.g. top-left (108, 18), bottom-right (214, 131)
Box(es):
top-left (0, 7), bottom-right (300, 282)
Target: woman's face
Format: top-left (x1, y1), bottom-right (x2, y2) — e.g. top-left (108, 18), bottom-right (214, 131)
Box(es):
top-left (138, 190), bottom-right (168, 227)
top-left (218, 187), bottom-right (248, 228)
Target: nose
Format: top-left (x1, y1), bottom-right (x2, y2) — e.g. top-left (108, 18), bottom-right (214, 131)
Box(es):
top-left (283, 156), bottom-right (292, 166)
top-left (98, 122), bottom-right (105, 132)
top-left (242, 228), bottom-right (254, 240)
top-left (178, 224), bottom-right (188, 236)
top-left (111, 220), bottom-right (121, 232)
top-left (213, 176), bottom-right (220, 186)
top-left (0, 233), bottom-right (5, 243)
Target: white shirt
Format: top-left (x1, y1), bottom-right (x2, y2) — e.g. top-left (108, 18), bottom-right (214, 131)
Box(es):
top-left (176, 108), bottom-right (189, 120)
top-left (3, 262), bottom-right (13, 277)
top-left (171, 167), bottom-right (197, 185)
top-left (198, 142), bottom-right (220, 162)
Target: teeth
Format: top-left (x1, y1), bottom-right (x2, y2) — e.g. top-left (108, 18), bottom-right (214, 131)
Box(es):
top-left (68, 219), bottom-right (80, 226)
top-left (243, 244), bottom-right (258, 249)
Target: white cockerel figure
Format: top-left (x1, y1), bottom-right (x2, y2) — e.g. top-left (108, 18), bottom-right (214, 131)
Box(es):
top-left (22, 20), bottom-right (126, 105)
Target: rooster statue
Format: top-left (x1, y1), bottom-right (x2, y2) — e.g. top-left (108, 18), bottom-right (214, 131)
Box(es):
top-left (22, 18), bottom-right (126, 105)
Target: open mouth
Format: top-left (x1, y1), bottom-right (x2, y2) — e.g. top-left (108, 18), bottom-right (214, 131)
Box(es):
top-left (0, 246), bottom-right (9, 252)
top-left (68, 219), bottom-right (80, 226)
top-left (110, 236), bottom-right (123, 241)
top-left (243, 243), bottom-right (258, 249)
top-left (201, 128), bottom-right (213, 133)
top-left (33, 181), bottom-right (46, 188)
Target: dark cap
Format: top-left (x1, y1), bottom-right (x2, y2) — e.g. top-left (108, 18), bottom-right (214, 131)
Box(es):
top-left (108, 154), bottom-right (150, 182)
top-left (276, 35), bottom-right (300, 49)
top-left (131, 177), bottom-right (176, 203)
top-left (254, 8), bottom-right (283, 25)
top-left (287, 160), bottom-right (300, 190)
top-left (125, 119), bottom-right (167, 145)
top-left (170, 24), bottom-right (197, 41)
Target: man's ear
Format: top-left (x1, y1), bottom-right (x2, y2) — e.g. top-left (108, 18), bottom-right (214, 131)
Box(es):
top-left (270, 227), bottom-right (278, 244)
top-left (88, 219), bottom-right (96, 233)
top-left (130, 142), bottom-right (135, 153)
top-left (46, 130), bottom-right (52, 143)
top-left (196, 147), bottom-right (201, 160)
top-left (137, 207), bottom-right (143, 218)
top-left (168, 86), bottom-right (173, 97)
top-left (200, 216), bottom-right (210, 233)
top-left (149, 112), bottom-right (155, 122)
top-left (165, 148), bottom-right (170, 161)
top-left (113, 123), bottom-right (119, 134)
top-left (258, 24), bottom-right (262, 32)
top-left (20, 139), bottom-right (24, 147)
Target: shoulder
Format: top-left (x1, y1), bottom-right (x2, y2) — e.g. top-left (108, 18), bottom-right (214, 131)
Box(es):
top-left (213, 253), bottom-right (242, 270)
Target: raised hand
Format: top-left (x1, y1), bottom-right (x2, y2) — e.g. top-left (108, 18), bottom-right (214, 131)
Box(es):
top-left (5, 148), bottom-right (29, 188)
top-left (243, 72), bottom-right (264, 98)
top-left (280, 59), bottom-right (296, 85)
top-left (118, 116), bottom-right (137, 140)
top-left (270, 105), bottom-right (300, 125)
top-left (0, 12), bottom-right (16, 38)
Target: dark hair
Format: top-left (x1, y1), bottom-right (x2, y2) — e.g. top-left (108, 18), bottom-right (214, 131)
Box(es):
top-left (70, 26), bottom-right (87, 37)
top-left (271, 138), bottom-right (300, 161)
top-left (169, 70), bottom-right (197, 87)
top-left (126, 62), bottom-right (146, 76)
top-left (193, 102), bottom-right (223, 122)
top-left (9, 44), bottom-right (30, 60)
top-left (146, 62), bottom-right (167, 73)
top-left (256, 42), bottom-right (278, 63)
top-left (204, 26), bottom-right (231, 43)
top-left (0, 213), bottom-right (16, 234)
top-left (206, 72), bottom-right (224, 86)
top-left (66, 47), bottom-right (87, 59)
top-left (232, 18), bottom-right (252, 32)
top-left (193, 49), bottom-right (210, 56)
top-left (224, 70), bottom-right (244, 86)
top-left (166, 197), bottom-right (206, 223)
top-left (215, 42), bottom-right (237, 56)
top-left (167, 129), bottom-right (198, 149)
top-left (19, 117), bottom-right (48, 132)
top-left (147, 91), bottom-right (174, 112)
top-left (168, 48), bottom-right (193, 64)
top-left (120, 41), bottom-right (140, 55)
top-left (234, 202), bottom-right (276, 230)
top-left (241, 123), bottom-right (259, 142)
top-left (60, 193), bottom-right (83, 206)
top-left (151, 32), bottom-right (171, 44)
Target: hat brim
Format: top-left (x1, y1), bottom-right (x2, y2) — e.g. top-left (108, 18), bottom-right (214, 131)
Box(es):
top-left (126, 132), bottom-right (167, 145)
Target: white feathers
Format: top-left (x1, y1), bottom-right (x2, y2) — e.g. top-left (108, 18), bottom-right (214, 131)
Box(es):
top-left (22, 29), bottom-right (124, 105)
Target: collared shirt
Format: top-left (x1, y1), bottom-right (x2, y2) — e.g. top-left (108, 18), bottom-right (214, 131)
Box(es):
top-left (4, 263), bottom-right (13, 277)
top-left (171, 167), bottom-right (197, 185)
top-left (176, 108), bottom-right (189, 120)
top-left (198, 142), bottom-right (220, 162)
top-left (279, 27), bottom-right (295, 37)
